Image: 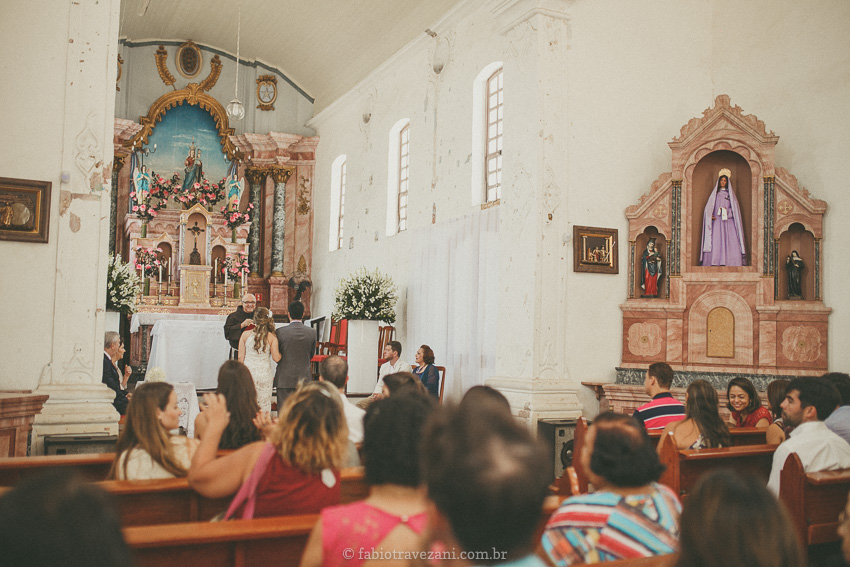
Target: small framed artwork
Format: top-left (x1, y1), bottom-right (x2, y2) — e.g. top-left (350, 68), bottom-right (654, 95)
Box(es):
top-left (573, 225), bottom-right (618, 274)
top-left (0, 177), bottom-right (52, 243)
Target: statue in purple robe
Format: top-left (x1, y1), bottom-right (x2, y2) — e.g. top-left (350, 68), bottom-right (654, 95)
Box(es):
top-left (700, 169), bottom-right (746, 266)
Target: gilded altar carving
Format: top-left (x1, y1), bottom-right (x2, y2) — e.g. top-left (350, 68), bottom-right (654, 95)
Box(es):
top-left (198, 55), bottom-right (222, 92)
top-left (297, 178), bottom-right (311, 216)
top-left (155, 46), bottom-right (177, 87)
top-left (269, 165), bottom-right (294, 184)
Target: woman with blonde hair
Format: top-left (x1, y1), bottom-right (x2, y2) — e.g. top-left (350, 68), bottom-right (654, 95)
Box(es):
top-left (659, 379), bottom-right (730, 450)
top-left (110, 382), bottom-right (198, 480)
top-left (189, 381), bottom-right (348, 519)
top-left (238, 306), bottom-right (281, 414)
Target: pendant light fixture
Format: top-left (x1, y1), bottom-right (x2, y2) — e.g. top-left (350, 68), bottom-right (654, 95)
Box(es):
top-left (226, 0), bottom-right (245, 121)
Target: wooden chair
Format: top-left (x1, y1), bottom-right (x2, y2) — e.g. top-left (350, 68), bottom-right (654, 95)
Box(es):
top-left (436, 366), bottom-right (446, 403)
top-left (310, 319), bottom-right (348, 377)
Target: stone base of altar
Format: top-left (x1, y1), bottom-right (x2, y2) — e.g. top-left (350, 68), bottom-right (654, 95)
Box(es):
top-left (0, 393), bottom-right (49, 457)
top-left (30, 384), bottom-right (118, 456)
top-left (486, 376), bottom-right (583, 433)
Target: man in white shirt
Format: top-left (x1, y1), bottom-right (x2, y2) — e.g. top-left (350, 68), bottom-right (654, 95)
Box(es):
top-left (357, 341), bottom-right (413, 409)
top-left (319, 355), bottom-right (365, 444)
top-left (767, 376), bottom-right (850, 495)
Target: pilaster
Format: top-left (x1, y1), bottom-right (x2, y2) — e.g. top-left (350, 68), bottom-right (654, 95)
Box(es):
top-left (31, 0), bottom-right (122, 453)
top-left (485, 0), bottom-right (582, 426)
top-left (245, 167), bottom-right (268, 277)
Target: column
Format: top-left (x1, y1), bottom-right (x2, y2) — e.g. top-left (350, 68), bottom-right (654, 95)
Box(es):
top-left (269, 165), bottom-right (293, 276)
top-left (30, 0), bottom-right (122, 454)
top-left (109, 157), bottom-right (123, 256)
top-left (244, 167), bottom-right (268, 277)
top-left (485, 0), bottom-right (582, 428)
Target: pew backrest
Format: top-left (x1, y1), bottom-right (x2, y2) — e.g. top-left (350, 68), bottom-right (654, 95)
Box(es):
top-left (657, 432), bottom-right (775, 498)
top-left (647, 427), bottom-right (766, 448)
top-left (779, 452), bottom-right (850, 546)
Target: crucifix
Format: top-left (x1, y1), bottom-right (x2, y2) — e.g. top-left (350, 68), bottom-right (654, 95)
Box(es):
top-left (187, 221), bottom-right (204, 265)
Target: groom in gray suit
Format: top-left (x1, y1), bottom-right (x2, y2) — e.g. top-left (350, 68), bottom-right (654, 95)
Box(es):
top-left (274, 300), bottom-right (316, 411)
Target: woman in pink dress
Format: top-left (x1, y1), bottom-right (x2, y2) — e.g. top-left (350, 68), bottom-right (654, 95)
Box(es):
top-left (300, 393), bottom-right (436, 567)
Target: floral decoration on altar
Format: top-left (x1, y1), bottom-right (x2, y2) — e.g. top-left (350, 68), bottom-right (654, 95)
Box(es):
top-left (106, 254), bottom-right (141, 315)
top-left (172, 175), bottom-right (226, 208)
top-left (220, 201), bottom-right (254, 230)
top-left (134, 246), bottom-right (165, 278)
top-left (222, 252), bottom-right (249, 281)
top-left (332, 268), bottom-right (398, 324)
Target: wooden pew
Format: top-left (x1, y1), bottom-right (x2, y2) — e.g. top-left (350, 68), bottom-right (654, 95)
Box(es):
top-left (657, 432), bottom-right (775, 498)
top-left (647, 426), bottom-right (767, 448)
top-left (779, 452), bottom-right (850, 547)
top-left (104, 467), bottom-right (368, 527)
top-left (125, 513), bottom-right (318, 567)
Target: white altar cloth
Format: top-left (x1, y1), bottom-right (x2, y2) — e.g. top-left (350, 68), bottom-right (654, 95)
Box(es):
top-left (145, 320), bottom-right (232, 389)
top-left (130, 312), bottom-right (229, 333)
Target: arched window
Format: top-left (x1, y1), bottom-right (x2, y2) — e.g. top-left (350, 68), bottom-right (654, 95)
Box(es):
top-left (471, 62), bottom-right (503, 206)
top-left (328, 155), bottom-right (347, 251)
top-left (386, 118), bottom-right (411, 236)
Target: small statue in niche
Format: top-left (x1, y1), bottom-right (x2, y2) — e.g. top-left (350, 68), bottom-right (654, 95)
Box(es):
top-left (700, 168), bottom-right (746, 266)
top-left (786, 250), bottom-right (805, 299)
top-left (640, 238), bottom-right (663, 298)
top-left (187, 221), bottom-right (204, 265)
top-left (132, 165), bottom-right (151, 205)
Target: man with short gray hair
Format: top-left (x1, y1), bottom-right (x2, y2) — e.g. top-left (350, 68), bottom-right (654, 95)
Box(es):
top-left (103, 331), bottom-right (130, 415)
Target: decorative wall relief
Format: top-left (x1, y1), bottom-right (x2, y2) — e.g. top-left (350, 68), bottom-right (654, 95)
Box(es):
top-left (628, 322), bottom-right (663, 357)
top-left (155, 45), bottom-right (177, 87)
top-left (782, 325), bottom-right (822, 363)
top-left (297, 176), bottom-right (311, 215)
top-left (176, 40), bottom-right (203, 79)
top-left (74, 112), bottom-right (101, 186)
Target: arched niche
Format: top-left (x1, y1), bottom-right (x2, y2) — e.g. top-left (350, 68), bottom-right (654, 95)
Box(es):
top-left (691, 150), bottom-right (752, 267)
top-left (211, 245), bottom-right (227, 283)
top-left (634, 226), bottom-right (668, 299)
top-left (157, 242), bottom-right (173, 279)
top-left (184, 212), bottom-right (208, 264)
top-left (688, 290), bottom-right (753, 366)
top-left (778, 222), bottom-right (815, 300)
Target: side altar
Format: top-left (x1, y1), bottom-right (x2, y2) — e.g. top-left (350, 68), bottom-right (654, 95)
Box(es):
top-left (620, 95), bottom-right (830, 381)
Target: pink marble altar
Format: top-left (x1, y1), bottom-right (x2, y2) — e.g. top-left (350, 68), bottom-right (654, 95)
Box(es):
top-left (622, 95), bottom-right (830, 375)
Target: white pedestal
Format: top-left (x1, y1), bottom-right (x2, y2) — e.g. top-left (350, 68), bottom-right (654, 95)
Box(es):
top-left (105, 311), bottom-right (121, 334)
top-left (346, 320), bottom-right (380, 395)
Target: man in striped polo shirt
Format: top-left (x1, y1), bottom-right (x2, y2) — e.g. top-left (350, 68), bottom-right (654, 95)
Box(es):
top-left (633, 362), bottom-right (684, 430)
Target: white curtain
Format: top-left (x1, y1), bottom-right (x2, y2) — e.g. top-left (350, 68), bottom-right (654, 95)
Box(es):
top-left (406, 207), bottom-right (500, 401)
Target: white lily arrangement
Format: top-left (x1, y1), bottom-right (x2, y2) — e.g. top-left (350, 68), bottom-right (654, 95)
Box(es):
top-left (106, 253), bottom-right (141, 316)
top-left (332, 268), bottom-right (398, 324)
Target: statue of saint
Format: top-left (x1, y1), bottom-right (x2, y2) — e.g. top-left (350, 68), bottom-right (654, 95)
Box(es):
top-left (786, 250), bottom-right (805, 299)
top-left (181, 142), bottom-right (204, 191)
top-left (700, 168), bottom-right (746, 266)
top-left (226, 172), bottom-right (244, 211)
top-left (132, 165), bottom-right (151, 205)
top-left (640, 238), bottom-right (663, 298)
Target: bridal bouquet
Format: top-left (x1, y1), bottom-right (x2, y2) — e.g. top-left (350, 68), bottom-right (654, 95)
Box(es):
top-left (106, 254), bottom-right (141, 315)
top-left (332, 268), bottom-right (398, 324)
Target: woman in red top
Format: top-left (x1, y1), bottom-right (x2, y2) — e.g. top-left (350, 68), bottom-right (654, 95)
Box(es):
top-left (726, 377), bottom-right (771, 428)
top-left (189, 381), bottom-right (348, 518)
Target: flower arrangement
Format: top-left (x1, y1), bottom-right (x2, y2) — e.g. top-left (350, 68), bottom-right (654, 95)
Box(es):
top-left (146, 367), bottom-right (167, 382)
top-left (130, 171), bottom-right (176, 222)
top-left (220, 201), bottom-right (254, 230)
top-left (106, 254), bottom-right (141, 315)
top-left (134, 246), bottom-right (164, 278)
top-left (332, 268), bottom-right (398, 323)
top-left (222, 252), bottom-right (249, 281)
top-left (173, 176), bottom-right (226, 208)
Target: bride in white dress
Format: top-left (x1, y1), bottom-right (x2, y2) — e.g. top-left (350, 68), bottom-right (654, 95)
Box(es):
top-left (238, 307), bottom-right (281, 414)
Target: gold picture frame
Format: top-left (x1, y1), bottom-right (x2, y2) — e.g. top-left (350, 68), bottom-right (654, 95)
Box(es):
top-left (0, 177), bottom-right (51, 243)
top-left (573, 225), bottom-right (618, 274)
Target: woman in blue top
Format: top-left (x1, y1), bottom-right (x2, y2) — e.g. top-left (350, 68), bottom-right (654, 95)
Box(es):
top-left (413, 344), bottom-right (440, 399)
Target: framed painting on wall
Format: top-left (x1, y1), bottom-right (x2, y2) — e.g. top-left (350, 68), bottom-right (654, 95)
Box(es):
top-left (573, 225), bottom-right (618, 274)
top-left (0, 177), bottom-right (51, 243)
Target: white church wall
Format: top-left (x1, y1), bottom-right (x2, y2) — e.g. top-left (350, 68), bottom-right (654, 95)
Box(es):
top-left (310, 0), bottom-right (850, 411)
top-left (0, 1), bottom-right (74, 390)
top-left (116, 40), bottom-right (315, 137)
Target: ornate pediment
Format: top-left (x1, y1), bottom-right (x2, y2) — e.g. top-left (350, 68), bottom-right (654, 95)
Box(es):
top-left (179, 203), bottom-right (212, 224)
top-left (669, 95), bottom-right (779, 149)
top-left (626, 172), bottom-right (673, 219)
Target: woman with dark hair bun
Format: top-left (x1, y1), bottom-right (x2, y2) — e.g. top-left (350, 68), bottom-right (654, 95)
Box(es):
top-left (542, 412), bottom-right (681, 566)
top-left (675, 469), bottom-right (804, 567)
top-left (195, 361), bottom-right (263, 449)
top-left (413, 344), bottom-right (440, 399)
top-left (726, 377), bottom-right (771, 428)
top-left (660, 379), bottom-right (730, 450)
